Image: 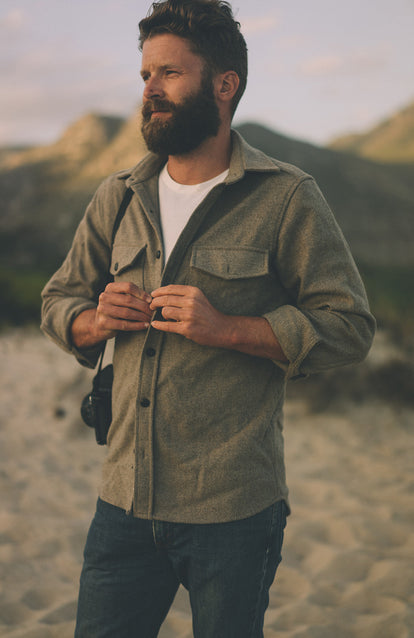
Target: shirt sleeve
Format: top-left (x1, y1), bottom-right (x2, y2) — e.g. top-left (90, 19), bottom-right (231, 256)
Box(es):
top-left (263, 177), bottom-right (376, 380)
top-left (41, 178), bottom-right (117, 368)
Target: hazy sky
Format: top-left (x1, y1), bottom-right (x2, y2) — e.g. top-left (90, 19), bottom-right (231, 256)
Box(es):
top-left (1, 0), bottom-right (413, 147)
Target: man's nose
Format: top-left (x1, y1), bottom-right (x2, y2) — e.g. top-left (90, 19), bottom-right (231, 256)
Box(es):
top-left (143, 76), bottom-right (164, 100)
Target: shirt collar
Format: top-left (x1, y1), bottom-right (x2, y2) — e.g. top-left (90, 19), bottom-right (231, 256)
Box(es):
top-left (120, 129), bottom-right (280, 187)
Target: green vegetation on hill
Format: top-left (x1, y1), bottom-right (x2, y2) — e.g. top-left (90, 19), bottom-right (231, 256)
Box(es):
top-left (0, 268), bottom-right (48, 326)
top-left (329, 100), bottom-right (414, 163)
top-left (357, 263), bottom-right (414, 340)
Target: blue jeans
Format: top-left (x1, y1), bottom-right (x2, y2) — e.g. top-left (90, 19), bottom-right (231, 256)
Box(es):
top-left (75, 498), bottom-right (287, 638)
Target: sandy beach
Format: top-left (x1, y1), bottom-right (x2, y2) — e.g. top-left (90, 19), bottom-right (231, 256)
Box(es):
top-left (0, 328), bottom-right (413, 637)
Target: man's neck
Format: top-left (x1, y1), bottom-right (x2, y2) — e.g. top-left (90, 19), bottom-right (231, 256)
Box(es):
top-left (166, 128), bottom-right (232, 185)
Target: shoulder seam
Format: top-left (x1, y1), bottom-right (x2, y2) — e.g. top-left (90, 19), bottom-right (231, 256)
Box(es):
top-left (272, 176), bottom-right (315, 254)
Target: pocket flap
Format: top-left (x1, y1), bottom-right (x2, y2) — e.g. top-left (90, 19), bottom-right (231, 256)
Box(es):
top-left (190, 247), bottom-right (269, 280)
top-left (110, 243), bottom-right (147, 276)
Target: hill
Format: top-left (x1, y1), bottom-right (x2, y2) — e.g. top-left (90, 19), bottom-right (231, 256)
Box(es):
top-left (0, 112), bottom-right (147, 273)
top-left (328, 100), bottom-right (414, 163)
top-left (237, 123), bottom-right (414, 268)
top-left (0, 111), bottom-right (413, 331)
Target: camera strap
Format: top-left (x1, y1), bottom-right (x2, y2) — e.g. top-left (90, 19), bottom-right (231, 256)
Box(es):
top-left (111, 187), bottom-right (133, 245)
top-left (96, 186), bottom-right (134, 372)
top-left (96, 345), bottom-right (105, 378)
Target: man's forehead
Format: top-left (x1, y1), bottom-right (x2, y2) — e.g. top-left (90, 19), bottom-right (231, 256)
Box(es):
top-left (141, 33), bottom-right (199, 62)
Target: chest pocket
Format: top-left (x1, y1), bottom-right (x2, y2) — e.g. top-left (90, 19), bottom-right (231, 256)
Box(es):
top-left (189, 247), bottom-right (271, 315)
top-left (110, 243), bottom-right (147, 289)
top-left (191, 247), bottom-right (269, 279)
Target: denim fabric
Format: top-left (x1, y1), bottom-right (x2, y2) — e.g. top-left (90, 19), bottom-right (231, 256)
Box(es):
top-left (75, 497), bottom-right (287, 638)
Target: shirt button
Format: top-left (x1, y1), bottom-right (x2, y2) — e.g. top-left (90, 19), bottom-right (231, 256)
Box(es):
top-left (140, 398), bottom-right (150, 408)
top-left (156, 250), bottom-right (161, 259)
top-left (114, 262), bottom-right (119, 271)
top-left (146, 347), bottom-right (156, 357)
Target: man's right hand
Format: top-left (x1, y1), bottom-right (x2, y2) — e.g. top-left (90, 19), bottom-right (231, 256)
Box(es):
top-left (71, 282), bottom-right (153, 349)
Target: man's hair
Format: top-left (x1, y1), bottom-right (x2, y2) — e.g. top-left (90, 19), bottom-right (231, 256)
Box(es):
top-left (139, 0), bottom-right (248, 115)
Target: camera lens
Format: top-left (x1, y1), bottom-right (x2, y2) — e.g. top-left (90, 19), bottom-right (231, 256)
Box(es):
top-left (81, 395), bottom-right (95, 428)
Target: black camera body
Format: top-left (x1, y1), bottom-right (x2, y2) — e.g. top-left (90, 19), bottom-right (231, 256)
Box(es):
top-left (81, 364), bottom-right (113, 445)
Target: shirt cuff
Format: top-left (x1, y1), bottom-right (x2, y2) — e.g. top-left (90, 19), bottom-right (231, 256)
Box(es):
top-left (263, 305), bottom-right (321, 379)
top-left (41, 298), bottom-right (102, 368)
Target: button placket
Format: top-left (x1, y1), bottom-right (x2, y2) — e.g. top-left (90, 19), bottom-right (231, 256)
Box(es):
top-left (123, 183), bottom-right (164, 517)
top-left (130, 179), bottom-right (223, 518)
top-left (134, 331), bottom-right (163, 519)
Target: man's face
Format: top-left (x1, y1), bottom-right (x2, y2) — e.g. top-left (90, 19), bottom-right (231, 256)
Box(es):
top-left (140, 34), bottom-right (220, 155)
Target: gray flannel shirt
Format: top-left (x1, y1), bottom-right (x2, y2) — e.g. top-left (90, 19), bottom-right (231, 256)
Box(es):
top-left (41, 131), bottom-right (375, 523)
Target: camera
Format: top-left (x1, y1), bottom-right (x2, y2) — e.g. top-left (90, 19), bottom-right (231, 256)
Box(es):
top-left (81, 364), bottom-right (113, 445)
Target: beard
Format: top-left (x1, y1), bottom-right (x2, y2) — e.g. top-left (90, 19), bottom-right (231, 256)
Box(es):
top-left (141, 74), bottom-right (221, 156)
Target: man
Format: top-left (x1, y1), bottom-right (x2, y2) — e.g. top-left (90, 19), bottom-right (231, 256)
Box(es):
top-left (41, 1), bottom-right (375, 636)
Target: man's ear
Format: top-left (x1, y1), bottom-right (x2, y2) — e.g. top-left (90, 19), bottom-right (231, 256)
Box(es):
top-left (215, 71), bottom-right (239, 103)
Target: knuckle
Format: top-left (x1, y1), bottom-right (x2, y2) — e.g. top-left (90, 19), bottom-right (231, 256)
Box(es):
top-left (125, 282), bottom-right (137, 294)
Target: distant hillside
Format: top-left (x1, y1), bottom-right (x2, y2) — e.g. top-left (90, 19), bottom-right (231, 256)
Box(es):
top-left (1, 113), bottom-right (125, 171)
top-left (329, 101), bottom-right (414, 163)
top-left (1, 111), bottom-right (413, 330)
top-left (0, 112), bottom-right (147, 272)
top-left (237, 122), bottom-right (414, 267)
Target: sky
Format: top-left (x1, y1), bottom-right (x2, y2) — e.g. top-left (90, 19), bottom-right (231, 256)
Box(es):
top-left (1, 0), bottom-right (413, 147)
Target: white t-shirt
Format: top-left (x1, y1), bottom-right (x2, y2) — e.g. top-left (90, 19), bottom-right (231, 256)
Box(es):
top-left (158, 164), bottom-right (229, 262)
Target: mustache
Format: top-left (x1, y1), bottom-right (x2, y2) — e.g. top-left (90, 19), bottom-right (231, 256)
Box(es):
top-left (142, 98), bottom-right (177, 120)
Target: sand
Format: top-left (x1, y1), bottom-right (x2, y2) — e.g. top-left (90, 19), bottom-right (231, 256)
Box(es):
top-left (0, 328), bottom-right (413, 637)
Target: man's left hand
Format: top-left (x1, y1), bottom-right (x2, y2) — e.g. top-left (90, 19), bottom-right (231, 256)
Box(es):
top-left (150, 284), bottom-right (288, 361)
top-left (150, 285), bottom-right (231, 347)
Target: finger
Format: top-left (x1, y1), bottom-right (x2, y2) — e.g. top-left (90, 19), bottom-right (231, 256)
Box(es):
top-left (105, 281), bottom-right (152, 303)
top-left (117, 320), bottom-right (150, 332)
top-left (151, 285), bottom-right (196, 298)
top-left (160, 305), bottom-right (183, 322)
top-left (99, 304), bottom-right (152, 323)
top-left (97, 304), bottom-right (148, 324)
top-left (98, 316), bottom-right (150, 332)
top-left (151, 320), bottom-right (183, 335)
top-left (150, 295), bottom-right (187, 311)
top-left (99, 292), bottom-right (152, 318)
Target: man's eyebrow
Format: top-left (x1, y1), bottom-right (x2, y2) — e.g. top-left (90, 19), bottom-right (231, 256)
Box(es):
top-left (140, 63), bottom-right (183, 77)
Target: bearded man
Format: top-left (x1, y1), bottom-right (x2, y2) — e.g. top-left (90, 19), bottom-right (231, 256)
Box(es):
top-left (41, 1), bottom-right (375, 636)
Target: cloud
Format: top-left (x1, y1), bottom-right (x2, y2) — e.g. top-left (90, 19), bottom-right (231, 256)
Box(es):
top-left (299, 48), bottom-right (388, 78)
top-left (239, 14), bottom-right (279, 36)
top-left (300, 56), bottom-right (342, 76)
top-left (0, 42), bottom-right (137, 145)
top-left (0, 8), bottom-right (27, 33)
